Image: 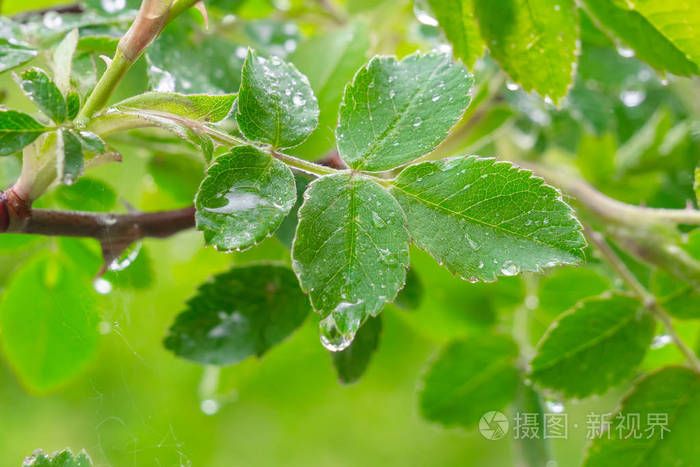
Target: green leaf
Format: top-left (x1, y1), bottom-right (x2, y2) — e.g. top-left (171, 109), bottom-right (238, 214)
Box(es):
top-left (336, 52), bottom-right (472, 171)
top-left (195, 145), bottom-right (296, 251)
top-left (473, 0), bottom-right (578, 103)
top-left (0, 38), bottom-right (38, 74)
top-left (66, 91), bottom-right (81, 120)
top-left (289, 22), bottom-right (370, 159)
top-left (102, 110), bottom-right (215, 160)
top-left (53, 177), bottom-right (117, 212)
top-left (530, 293), bottom-right (655, 398)
top-left (59, 129), bottom-right (84, 185)
top-left (428, 0), bottom-right (485, 68)
top-left (331, 315), bottom-right (382, 384)
top-left (581, 0), bottom-right (698, 76)
top-left (0, 255), bottom-right (99, 392)
top-left (164, 265), bottom-right (309, 365)
top-left (695, 167), bottom-right (700, 204)
top-left (292, 174), bottom-right (410, 339)
top-left (419, 334), bottom-right (519, 428)
top-left (0, 109), bottom-right (48, 156)
top-left (237, 50), bottom-right (319, 148)
top-left (52, 29), bottom-right (79, 94)
top-left (23, 448), bottom-right (93, 467)
top-left (531, 266), bottom-right (612, 344)
top-left (75, 130), bottom-right (106, 153)
top-left (390, 156), bottom-right (585, 281)
top-left (626, 0), bottom-right (700, 67)
top-left (114, 92), bottom-right (236, 123)
top-left (583, 366), bottom-right (700, 467)
top-left (17, 67), bottom-right (67, 123)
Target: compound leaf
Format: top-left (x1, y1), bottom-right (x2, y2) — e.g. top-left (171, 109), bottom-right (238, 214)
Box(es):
top-left (473, 0), bottom-right (578, 103)
top-left (390, 156), bottom-right (585, 281)
top-left (530, 293), bottom-right (655, 398)
top-left (237, 50), bottom-right (319, 148)
top-left (583, 366), bottom-right (700, 467)
top-left (336, 52), bottom-right (472, 171)
top-left (419, 334), bottom-right (519, 428)
top-left (164, 265), bottom-right (309, 365)
top-left (195, 145), bottom-right (296, 251)
top-left (292, 174), bottom-right (409, 337)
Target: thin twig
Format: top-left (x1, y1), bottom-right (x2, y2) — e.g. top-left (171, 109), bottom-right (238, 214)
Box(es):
top-left (584, 225), bottom-right (700, 374)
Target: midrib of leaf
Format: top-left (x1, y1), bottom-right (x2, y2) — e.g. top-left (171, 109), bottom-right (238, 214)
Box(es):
top-left (427, 356), bottom-right (514, 416)
top-left (320, 179), bottom-right (359, 299)
top-left (355, 60), bottom-right (444, 170)
top-left (392, 184), bottom-right (577, 256)
top-left (533, 306), bottom-right (638, 372)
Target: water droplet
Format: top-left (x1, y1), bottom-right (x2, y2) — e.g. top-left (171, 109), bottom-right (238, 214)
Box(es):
top-left (651, 334), bottom-right (672, 349)
top-left (93, 278), bottom-right (112, 294)
top-left (413, 117), bottom-right (422, 127)
top-left (109, 241), bottom-right (141, 271)
top-left (319, 314), bottom-right (354, 352)
top-left (431, 95), bottom-right (441, 102)
top-left (616, 46), bottom-right (635, 58)
top-left (235, 46), bottom-right (248, 59)
top-left (292, 94), bottom-right (306, 106)
top-left (500, 260), bottom-right (519, 276)
top-left (42, 11), bottom-right (63, 29)
top-left (101, 0), bottom-right (126, 13)
top-left (372, 211), bottom-right (386, 228)
top-left (545, 400), bottom-right (564, 413)
top-left (413, 0), bottom-right (438, 26)
top-left (200, 398), bottom-right (220, 415)
top-left (620, 90), bottom-right (646, 107)
top-left (506, 81), bottom-right (520, 91)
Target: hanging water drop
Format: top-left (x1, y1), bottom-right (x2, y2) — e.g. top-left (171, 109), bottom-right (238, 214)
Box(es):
top-left (93, 278), bottom-right (112, 294)
top-left (500, 260), bottom-right (519, 276)
top-left (616, 46), bottom-right (635, 58)
top-left (200, 398), bottom-right (220, 415)
top-left (319, 314), bottom-right (354, 352)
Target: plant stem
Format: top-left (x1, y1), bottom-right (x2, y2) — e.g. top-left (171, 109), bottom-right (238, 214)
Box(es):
top-left (531, 164), bottom-right (700, 226)
top-left (584, 225), bottom-right (700, 374)
top-left (75, 48), bottom-right (132, 125)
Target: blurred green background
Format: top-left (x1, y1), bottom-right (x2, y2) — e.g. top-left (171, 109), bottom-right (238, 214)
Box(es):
top-left (2, 0), bottom-right (699, 465)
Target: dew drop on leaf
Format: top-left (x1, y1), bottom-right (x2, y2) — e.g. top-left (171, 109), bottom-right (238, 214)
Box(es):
top-left (319, 314), bottom-right (354, 352)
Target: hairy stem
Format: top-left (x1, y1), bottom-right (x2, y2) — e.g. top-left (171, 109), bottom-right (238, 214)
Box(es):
top-left (585, 226), bottom-right (700, 374)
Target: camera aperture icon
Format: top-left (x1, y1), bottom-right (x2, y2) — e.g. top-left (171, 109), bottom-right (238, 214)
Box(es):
top-left (479, 411), bottom-right (509, 440)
